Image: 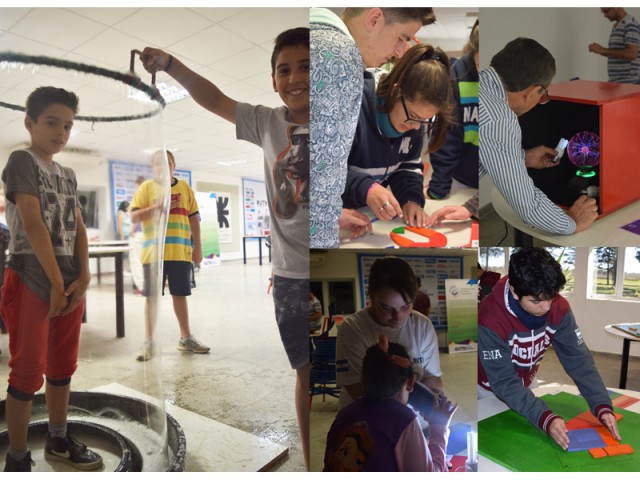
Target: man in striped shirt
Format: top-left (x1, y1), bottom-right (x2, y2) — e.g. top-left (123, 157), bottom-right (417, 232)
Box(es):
top-left (480, 38), bottom-right (599, 235)
top-left (588, 8), bottom-right (640, 84)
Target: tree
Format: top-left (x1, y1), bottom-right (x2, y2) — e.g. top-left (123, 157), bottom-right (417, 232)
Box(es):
top-left (479, 247), bottom-right (504, 269)
top-left (594, 247), bottom-right (617, 285)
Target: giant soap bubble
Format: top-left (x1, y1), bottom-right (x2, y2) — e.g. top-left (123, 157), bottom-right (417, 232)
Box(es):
top-left (0, 51), bottom-right (184, 471)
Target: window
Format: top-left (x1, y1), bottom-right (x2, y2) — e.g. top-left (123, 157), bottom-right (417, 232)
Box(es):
top-left (478, 247), bottom-right (575, 294)
top-left (622, 247), bottom-right (640, 300)
top-left (589, 247), bottom-right (640, 301)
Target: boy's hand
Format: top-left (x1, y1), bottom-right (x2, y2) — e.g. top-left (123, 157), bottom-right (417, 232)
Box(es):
top-left (548, 417), bottom-right (570, 450)
top-left (366, 184), bottom-right (403, 221)
top-left (192, 246), bottom-right (203, 268)
top-left (61, 274), bottom-right (91, 317)
top-left (426, 392), bottom-right (457, 427)
top-left (47, 286), bottom-right (68, 320)
top-left (140, 47), bottom-right (172, 73)
top-left (402, 201), bottom-right (428, 227)
top-left (600, 412), bottom-right (622, 441)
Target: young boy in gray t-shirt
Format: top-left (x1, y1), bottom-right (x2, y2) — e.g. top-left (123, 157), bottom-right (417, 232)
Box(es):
top-left (139, 27), bottom-right (311, 468)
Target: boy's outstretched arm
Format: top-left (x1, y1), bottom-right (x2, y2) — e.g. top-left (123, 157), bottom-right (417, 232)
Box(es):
top-left (14, 192), bottom-right (67, 319)
top-left (61, 208), bottom-right (90, 316)
top-left (140, 48), bottom-right (238, 124)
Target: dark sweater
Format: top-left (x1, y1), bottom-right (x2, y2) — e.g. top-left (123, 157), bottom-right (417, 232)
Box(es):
top-left (428, 54), bottom-right (479, 197)
top-left (342, 70), bottom-right (426, 209)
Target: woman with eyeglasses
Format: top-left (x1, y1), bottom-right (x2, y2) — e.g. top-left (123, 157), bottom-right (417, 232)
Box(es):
top-left (341, 43), bottom-right (453, 228)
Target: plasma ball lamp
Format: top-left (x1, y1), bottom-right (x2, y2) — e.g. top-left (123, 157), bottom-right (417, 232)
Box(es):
top-left (567, 131), bottom-right (600, 178)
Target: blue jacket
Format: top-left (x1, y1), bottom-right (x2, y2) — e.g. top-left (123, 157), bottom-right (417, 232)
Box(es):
top-left (428, 54), bottom-right (479, 198)
top-left (342, 70), bottom-right (425, 209)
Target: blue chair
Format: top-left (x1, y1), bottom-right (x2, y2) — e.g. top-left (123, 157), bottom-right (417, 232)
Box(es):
top-left (309, 317), bottom-right (340, 403)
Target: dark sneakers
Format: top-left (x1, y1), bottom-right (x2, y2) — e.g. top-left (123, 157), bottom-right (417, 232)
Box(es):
top-left (4, 451), bottom-right (35, 472)
top-left (44, 433), bottom-right (104, 471)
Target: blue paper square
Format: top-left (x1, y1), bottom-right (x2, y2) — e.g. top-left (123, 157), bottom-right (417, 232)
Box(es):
top-left (566, 428), bottom-right (607, 452)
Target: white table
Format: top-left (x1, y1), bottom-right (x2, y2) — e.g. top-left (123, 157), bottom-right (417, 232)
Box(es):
top-left (605, 324), bottom-right (640, 389)
top-left (88, 245), bottom-right (132, 338)
top-left (490, 187), bottom-right (640, 247)
top-left (478, 383), bottom-right (640, 472)
top-left (340, 178), bottom-right (477, 248)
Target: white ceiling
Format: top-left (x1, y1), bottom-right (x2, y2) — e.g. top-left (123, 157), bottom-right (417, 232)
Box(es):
top-left (0, 7), bottom-right (478, 179)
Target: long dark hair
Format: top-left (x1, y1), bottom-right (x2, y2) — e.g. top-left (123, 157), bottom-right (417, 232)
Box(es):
top-left (376, 43), bottom-right (452, 152)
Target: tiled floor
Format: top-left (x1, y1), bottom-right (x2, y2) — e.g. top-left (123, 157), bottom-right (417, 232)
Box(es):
top-left (0, 259), bottom-right (304, 472)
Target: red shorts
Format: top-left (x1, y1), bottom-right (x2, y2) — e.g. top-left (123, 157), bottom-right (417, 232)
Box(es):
top-left (0, 269), bottom-right (84, 395)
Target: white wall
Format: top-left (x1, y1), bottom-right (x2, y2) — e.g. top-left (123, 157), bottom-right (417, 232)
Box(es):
top-left (479, 7), bottom-right (640, 209)
top-left (0, 148), bottom-right (264, 274)
top-left (310, 248), bottom-right (479, 348)
top-left (563, 248), bottom-right (640, 358)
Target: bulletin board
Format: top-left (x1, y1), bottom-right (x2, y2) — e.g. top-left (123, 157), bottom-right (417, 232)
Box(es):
top-left (479, 391), bottom-right (640, 472)
top-left (356, 253), bottom-right (463, 329)
top-left (242, 178), bottom-right (270, 237)
top-left (109, 160), bottom-right (191, 234)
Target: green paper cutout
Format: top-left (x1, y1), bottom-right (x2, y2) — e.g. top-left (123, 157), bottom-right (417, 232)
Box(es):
top-left (479, 392), bottom-right (639, 471)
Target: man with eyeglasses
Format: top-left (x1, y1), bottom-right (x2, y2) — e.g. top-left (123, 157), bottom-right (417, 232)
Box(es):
top-left (478, 247), bottom-right (620, 451)
top-left (480, 38), bottom-right (599, 235)
top-left (588, 8), bottom-right (640, 84)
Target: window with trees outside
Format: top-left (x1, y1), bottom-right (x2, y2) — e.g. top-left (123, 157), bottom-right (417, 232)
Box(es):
top-left (478, 247), bottom-right (576, 294)
top-left (588, 247), bottom-right (640, 301)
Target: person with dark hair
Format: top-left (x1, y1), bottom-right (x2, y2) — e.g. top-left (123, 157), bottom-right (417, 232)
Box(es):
top-left (480, 38), bottom-right (599, 235)
top-left (310, 7), bottom-right (437, 247)
top-left (341, 43), bottom-right (453, 228)
top-left (477, 262), bottom-right (500, 303)
top-left (130, 150), bottom-right (208, 362)
top-left (337, 256), bottom-right (442, 410)
top-left (116, 200), bottom-right (131, 241)
top-left (428, 18), bottom-right (479, 200)
top-left (1, 87), bottom-right (102, 471)
top-left (413, 277), bottom-right (431, 317)
top-left (478, 247), bottom-right (620, 451)
top-left (325, 334), bottom-right (455, 471)
top-left (140, 27), bottom-right (312, 468)
top-left (588, 8), bottom-right (640, 84)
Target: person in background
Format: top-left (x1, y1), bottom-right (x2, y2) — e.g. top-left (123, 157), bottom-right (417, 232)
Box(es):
top-left (427, 18), bottom-right (479, 200)
top-left (310, 291), bottom-right (323, 333)
top-left (477, 262), bottom-right (500, 303)
top-left (130, 150), bottom-right (208, 362)
top-left (116, 200), bottom-right (132, 241)
top-left (412, 277), bottom-right (431, 317)
top-left (588, 8), bottom-right (640, 84)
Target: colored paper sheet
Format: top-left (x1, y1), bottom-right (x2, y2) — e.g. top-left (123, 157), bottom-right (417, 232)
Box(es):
top-left (621, 219), bottom-right (640, 236)
top-left (479, 392), bottom-right (639, 471)
top-left (566, 428), bottom-right (606, 452)
top-left (446, 423), bottom-right (471, 455)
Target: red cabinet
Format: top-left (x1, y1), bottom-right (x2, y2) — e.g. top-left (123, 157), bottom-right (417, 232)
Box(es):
top-left (520, 80), bottom-right (640, 217)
